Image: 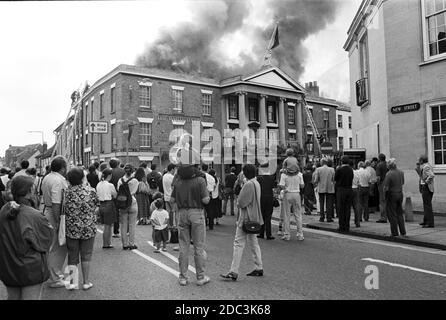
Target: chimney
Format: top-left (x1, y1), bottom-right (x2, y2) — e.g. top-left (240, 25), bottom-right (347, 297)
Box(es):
top-left (42, 143), bottom-right (47, 153)
top-left (306, 80), bottom-right (320, 97)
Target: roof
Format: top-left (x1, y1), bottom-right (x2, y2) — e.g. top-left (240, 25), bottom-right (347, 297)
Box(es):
top-left (306, 94), bottom-right (351, 111)
top-left (54, 115), bottom-right (75, 133)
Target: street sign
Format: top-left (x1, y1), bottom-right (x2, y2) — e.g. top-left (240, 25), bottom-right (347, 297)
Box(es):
top-left (391, 103), bottom-right (420, 114)
top-left (320, 142), bottom-right (333, 155)
top-left (89, 121), bottom-right (108, 134)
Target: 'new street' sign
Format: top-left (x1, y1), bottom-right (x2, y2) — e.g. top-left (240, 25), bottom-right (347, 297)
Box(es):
top-left (89, 121), bottom-right (108, 134)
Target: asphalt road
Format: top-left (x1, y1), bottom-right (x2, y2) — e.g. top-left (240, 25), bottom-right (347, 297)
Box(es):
top-left (1, 215), bottom-right (446, 300)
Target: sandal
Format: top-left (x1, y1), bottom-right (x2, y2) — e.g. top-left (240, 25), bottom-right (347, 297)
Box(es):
top-left (83, 283), bottom-right (93, 290)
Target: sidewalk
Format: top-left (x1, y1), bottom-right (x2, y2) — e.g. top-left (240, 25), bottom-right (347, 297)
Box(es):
top-left (272, 208), bottom-right (446, 250)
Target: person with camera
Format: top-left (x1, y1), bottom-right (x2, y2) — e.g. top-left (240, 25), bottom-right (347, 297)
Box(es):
top-left (220, 164), bottom-right (264, 281)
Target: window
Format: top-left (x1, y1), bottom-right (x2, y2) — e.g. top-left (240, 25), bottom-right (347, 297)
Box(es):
top-left (339, 137), bottom-right (344, 151)
top-left (91, 100), bottom-right (94, 121)
top-left (139, 123), bottom-right (152, 148)
top-left (202, 128), bottom-right (212, 142)
top-left (359, 33), bottom-right (369, 79)
top-left (267, 101), bottom-right (277, 123)
top-left (289, 132), bottom-right (297, 141)
top-left (323, 110), bottom-right (329, 129)
top-left (249, 98), bottom-right (258, 121)
top-left (172, 89), bottom-right (183, 112)
top-left (111, 124), bottom-right (117, 150)
top-left (202, 94), bottom-right (212, 116)
top-left (423, 0), bottom-right (446, 59)
top-left (338, 115), bottom-right (343, 128)
top-left (85, 104), bottom-right (89, 124)
top-left (349, 137), bottom-right (353, 149)
top-left (85, 132), bottom-right (89, 146)
top-left (431, 104), bottom-right (446, 165)
top-left (110, 87), bottom-right (115, 113)
top-left (100, 93), bottom-right (104, 117)
top-left (306, 133), bottom-right (314, 153)
top-left (228, 96), bottom-right (238, 119)
top-left (140, 85), bottom-right (151, 108)
top-left (288, 106), bottom-right (295, 125)
top-left (348, 116), bottom-right (352, 129)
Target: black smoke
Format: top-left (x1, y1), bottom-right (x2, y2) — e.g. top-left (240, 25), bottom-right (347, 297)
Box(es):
top-left (135, 0), bottom-right (340, 80)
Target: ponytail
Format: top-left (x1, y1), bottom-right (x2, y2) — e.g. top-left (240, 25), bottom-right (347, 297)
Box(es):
top-left (7, 201), bottom-right (21, 221)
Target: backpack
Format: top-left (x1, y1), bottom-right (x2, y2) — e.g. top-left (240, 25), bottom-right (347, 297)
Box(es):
top-left (148, 175), bottom-right (158, 190)
top-left (116, 177), bottom-right (135, 210)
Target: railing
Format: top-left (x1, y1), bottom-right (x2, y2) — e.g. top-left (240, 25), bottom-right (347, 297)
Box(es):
top-left (356, 77), bottom-right (369, 107)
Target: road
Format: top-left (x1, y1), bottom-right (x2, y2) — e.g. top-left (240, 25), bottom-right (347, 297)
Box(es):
top-left (1, 214), bottom-right (446, 300)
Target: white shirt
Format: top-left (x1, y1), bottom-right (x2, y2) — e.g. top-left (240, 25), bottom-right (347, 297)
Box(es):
top-left (162, 172), bottom-right (175, 201)
top-left (279, 173), bottom-right (304, 193)
top-left (211, 177), bottom-right (220, 199)
top-left (1, 175), bottom-right (10, 187)
top-left (352, 170), bottom-right (360, 189)
top-left (96, 181), bottom-right (117, 201)
top-left (151, 209), bottom-right (169, 230)
top-left (204, 172), bottom-right (215, 193)
top-left (117, 176), bottom-right (139, 203)
top-left (41, 171), bottom-right (68, 206)
top-left (357, 167), bottom-right (372, 187)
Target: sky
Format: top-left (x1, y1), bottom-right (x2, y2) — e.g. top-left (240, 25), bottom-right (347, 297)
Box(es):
top-left (0, 0), bottom-right (360, 157)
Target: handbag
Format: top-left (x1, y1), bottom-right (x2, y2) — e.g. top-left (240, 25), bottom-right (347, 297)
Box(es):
top-left (242, 181), bottom-right (262, 234)
top-left (58, 214), bottom-right (66, 246)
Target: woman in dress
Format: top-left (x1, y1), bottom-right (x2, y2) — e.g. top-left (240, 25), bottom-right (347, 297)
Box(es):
top-left (64, 167), bottom-right (99, 290)
top-left (134, 167), bottom-right (151, 225)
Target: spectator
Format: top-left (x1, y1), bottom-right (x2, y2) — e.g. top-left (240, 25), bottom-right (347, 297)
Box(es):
top-left (201, 164), bottom-right (216, 230)
top-left (357, 161), bottom-right (372, 222)
top-left (282, 148), bottom-right (299, 175)
top-left (150, 198), bottom-right (169, 252)
top-left (163, 163), bottom-right (178, 250)
top-left (117, 164), bottom-right (139, 250)
top-left (140, 162), bottom-right (152, 176)
top-left (383, 159), bottom-right (406, 237)
top-left (376, 153), bottom-right (389, 223)
top-left (209, 169), bottom-right (222, 226)
top-left (222, 167), bottom-right (237, 216)
top-left (86, 164), bottom-right (100, 189)
top-left (220, 164), bottom-right (263, 281)
top-left (98, 162), bottom-right (109, 181)
top-left (64, 167), bottom-right (99, 290)
top-left (352, 163), bottom-right (360, 227)
top-left (334, 156), bottom-right (354, 233)
top-left (257, 163), bottom-right (276, 240)
top-left (366, 160), bottom-right (378, 214)
top-left (40, 156), bottom-right (69, 288)
top-left (134, 167), bottom-right (150, 225)
top-left (109, 158), bottom-right (125, 238)
top-left (13, 160), bottom-right (30, 178)
top-left (313, 158), bottom-right (335, 222)
top-left (416, 155), bottom-right (435, 228)
top-left (147, 164), bottom-right (163, 194)
top-left (96, 169), bottom-right (117, 248)
top-left (0, 176), bottom-right (53, 300)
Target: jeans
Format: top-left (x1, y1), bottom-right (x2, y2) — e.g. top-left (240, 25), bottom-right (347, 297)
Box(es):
top-left (119, 202), bottom-right (138, 247)
top-left (6, 283), bottom-right (43, 300)
top-left (259, 196), bottom-right (273, 237)
top-left (222, 190), bottom-right (235, 215)
top-left (378, 183), bottom-right (387, 221)
top-left (44, 207), bottom-right (68, 283)
top-left (358, 187), bottom-right (370, 221)
top-left (421, 185), bottom-right (435, 226)
top-left (282, 192), bottom-right (303, 239)
top-left (230, 226), bottom-right (263, 274)
top-left (337, 187), bottom-right (353, 232)
top-left (103, 224), bottom-right (112, 247)
top-left (352, 188), bottom-right (360, 224)
top-left (319, 193), bottom-right (334, 220)
top-left (178, 208), bottom-right (207, 281)
top-left (386, 192), bottom-right (406, 236)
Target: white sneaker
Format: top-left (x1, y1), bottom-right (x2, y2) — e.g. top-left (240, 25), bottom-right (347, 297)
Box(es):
top-left (67, 283), bottom-right (78, 290)
top-left (297, 236), bottom-right (305, 241)
top-left (196, 276), bottom-right (210, 286)
top-left (49, 280), bottom-right (68, 288)
top-left (277, 230), bottom-right (283, 236)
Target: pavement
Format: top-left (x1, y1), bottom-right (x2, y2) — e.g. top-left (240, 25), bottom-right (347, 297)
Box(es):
top-left (272, 207), bottom-right (446, 251)
top-left (1, 213), bottom-right (446, 300)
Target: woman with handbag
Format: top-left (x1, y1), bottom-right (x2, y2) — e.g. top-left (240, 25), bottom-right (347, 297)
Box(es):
top-left (134, 168), bottom-right (151, 225)
top-left (220, 164), bottom-right (264, 281)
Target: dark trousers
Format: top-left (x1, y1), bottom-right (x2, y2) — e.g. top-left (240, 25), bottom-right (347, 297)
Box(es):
top-left (378, 183), bottom-right (387, 221)
top-left (319, 193), bottom-right (334, 220)
top-left (113, 207), bottom-right (120, 235)
top-left (205, 202), bottom-right (214, 230)
top-left (352, 189), bottom-right (360, 224)
top-left (421, 185), bottom-right (435, 227)
top-left (337, 187), bottom-right (353, 232)
top-left (358, 187), bottom-right (370, 221)
top-left (386, 192), bottom-right (406, 236)
top-left (259, 197), bottom-right (273, 237)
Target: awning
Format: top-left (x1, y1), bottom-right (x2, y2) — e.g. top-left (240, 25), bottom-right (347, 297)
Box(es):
top-left (138, 156), bottom-right (154, 161)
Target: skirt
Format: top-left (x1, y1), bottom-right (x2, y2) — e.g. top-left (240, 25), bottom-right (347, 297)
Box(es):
top-left (135, 192), bottom-right (150, 219)
top-left (99, 200), bottom-right (117, 225)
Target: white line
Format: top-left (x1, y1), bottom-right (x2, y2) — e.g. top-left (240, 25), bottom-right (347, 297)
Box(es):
top-left (132, 249), bottom-right (179, 277)
top-left (271, 220), bottom-right (446, 257)
top-left (362, 258), bottom-right (446, 278)
top-left (148, 241), bottom-right (196, 274)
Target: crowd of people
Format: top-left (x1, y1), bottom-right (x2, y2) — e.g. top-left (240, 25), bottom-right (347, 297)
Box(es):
top-left (0, 147), bottom-right (437, 298)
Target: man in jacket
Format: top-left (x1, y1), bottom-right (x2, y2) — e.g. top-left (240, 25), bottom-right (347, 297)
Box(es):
top-left (171, 146), bottom-right (210, 287)
top-left (222, 167), bottom-right (237, 216)
top-left (313, 158), bottom-right (335, 222)
top-left (109, 158), bottom-right (125, 238)
top-left (376, 153), bottom-right (389, 223)
top-left (383, 159), bottom-right (406, 237)
top-left (416, 155), bottom-right (435, 228)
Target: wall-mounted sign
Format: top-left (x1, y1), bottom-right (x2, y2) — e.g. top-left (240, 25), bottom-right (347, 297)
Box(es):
top-left (391, 103), bottom-right (420, 114)
top-left (89, 121), bottom-right (108, 134)
top-left (320, 142), bottom-right (333, 155)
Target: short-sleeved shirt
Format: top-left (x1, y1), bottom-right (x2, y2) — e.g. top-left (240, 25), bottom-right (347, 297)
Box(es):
top-left (151, 209), bottom-right (169, 230)
top-left (96, 181), bottom-right (117, 201)
top-left (41, 172), bottom-right (68, 206)
top-left (279, 173), bottom-right (304, 193)
top-left (162, 172), bottom-right (175, 201)
top-left (172, 176), bottom-right (208, 209)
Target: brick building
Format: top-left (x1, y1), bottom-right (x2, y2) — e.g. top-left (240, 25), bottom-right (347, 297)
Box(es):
top-left (344, 0), bottom-right (446, 212)
top-left (56, 64), bottom-right (350, 177)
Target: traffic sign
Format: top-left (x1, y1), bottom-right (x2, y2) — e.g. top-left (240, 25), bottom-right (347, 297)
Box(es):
top-left (89, 121), bottom-right (108, 134)
top-left (320, 142), bottom-right (333, 155)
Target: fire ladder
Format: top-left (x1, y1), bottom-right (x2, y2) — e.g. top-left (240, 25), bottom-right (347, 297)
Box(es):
top-left (302, 96), bottom-right (322, 155)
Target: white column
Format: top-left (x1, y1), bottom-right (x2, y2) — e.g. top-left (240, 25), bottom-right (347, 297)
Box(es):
top-left (259, 94), bottom-right (268, 130)
top-left (238, 91), bottom-right (247, 131)
top-left (278, 97), bottom-right (286, 146)
top-left (296, 96), bottom-right (304, 149)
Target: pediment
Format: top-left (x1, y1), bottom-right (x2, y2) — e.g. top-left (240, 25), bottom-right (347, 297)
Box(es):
top-left (243, 68), bottom-right (304, 92)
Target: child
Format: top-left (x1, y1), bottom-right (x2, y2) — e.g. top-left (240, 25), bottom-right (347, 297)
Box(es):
top-left (150, 198), bottom-right (169, 252)
top-left (282, 148), bottom-right (299, 176)
top-left (96, 169), bottom-right (117, 249)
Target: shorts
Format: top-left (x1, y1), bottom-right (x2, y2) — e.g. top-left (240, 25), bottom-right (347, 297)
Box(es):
top-left (154, 228), bottom-right (169, 244)
top-left (66, 237), bottom-right (95, 265)
top-left (99, 200), bottom-right (117, 225)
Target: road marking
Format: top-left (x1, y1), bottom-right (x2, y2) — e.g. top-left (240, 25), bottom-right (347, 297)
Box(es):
top-left (148, 241), bottom-right (196, 274)
top-left (271, 220), bottom-right (446, 257)
top-left (362, 258), bottom-right (446, 278)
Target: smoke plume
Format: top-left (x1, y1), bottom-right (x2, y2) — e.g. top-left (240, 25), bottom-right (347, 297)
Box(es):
top-left (135, 0), bottom-right (340, 80)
